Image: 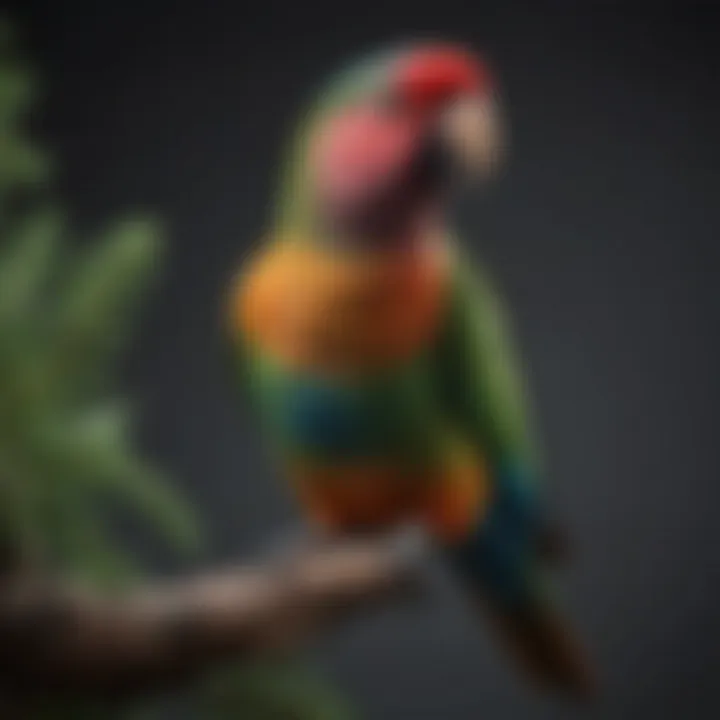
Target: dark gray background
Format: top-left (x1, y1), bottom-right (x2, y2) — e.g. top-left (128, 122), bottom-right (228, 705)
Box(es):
top-left (6, 1), bottom-right (719, 718)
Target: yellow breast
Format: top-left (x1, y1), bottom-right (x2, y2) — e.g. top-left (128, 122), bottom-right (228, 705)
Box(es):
top-left (229, 234), bottom-right (451, 374)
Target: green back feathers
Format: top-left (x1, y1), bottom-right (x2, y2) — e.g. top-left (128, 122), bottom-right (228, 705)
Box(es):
top-left (433, 253), bottom-right (542, 475)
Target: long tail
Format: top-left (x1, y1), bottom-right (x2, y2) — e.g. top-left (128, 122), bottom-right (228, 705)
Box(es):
top-left (446, 465), bottom-right (596, 698)
top-left (474, 583), bottom-right (596, 698)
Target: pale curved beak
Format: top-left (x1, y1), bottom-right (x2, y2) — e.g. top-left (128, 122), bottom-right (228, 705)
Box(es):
top-left (439, 94), bottom-right (505, 179)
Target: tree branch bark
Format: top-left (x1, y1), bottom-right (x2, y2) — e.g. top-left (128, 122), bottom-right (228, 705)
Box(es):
top-left (0, 535), bottom-right (422, 701)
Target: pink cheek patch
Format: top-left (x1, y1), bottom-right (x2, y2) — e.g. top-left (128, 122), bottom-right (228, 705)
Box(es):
top-left (310, 108), bottom-right (419, 208)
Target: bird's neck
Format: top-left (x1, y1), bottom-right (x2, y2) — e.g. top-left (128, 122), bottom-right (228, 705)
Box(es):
top-left (303, 202), bottom-right (447, 259)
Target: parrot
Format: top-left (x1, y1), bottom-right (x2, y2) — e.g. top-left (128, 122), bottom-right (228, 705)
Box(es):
top-left (225, 41), bottom-right (595, 697)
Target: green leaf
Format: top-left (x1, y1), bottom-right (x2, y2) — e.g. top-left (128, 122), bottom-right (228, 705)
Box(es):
top-left (0, 61), bottom-right (37, 126)
top-left (96, 462), bottom-right (203, 558)
top-left (0, 205), bottom-right (63, 323)
top-left (58, 217), bottom-right (164, 329)
top-left (51, 217), bottom-right (164, 395)
top-left (200, 659), bottom-right (358, 720)
top-left (32, 402), bottom-right (202, 556)
top-left (42, 475), bottom-right (141, 587)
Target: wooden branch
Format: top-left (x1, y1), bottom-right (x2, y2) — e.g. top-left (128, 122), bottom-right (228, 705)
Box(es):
top-left (0, 534), bottom-right (423, 701)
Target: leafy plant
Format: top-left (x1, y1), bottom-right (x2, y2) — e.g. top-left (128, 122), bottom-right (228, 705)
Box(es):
top-left (0, 20), bottom-right (199, 583)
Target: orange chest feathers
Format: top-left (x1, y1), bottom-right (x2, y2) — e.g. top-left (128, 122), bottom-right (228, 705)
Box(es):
top-left (231, 237), bottom-right (452, 374)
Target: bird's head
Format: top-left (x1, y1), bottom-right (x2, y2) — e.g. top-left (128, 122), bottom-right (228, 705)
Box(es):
top-left (279, 42), bottom-right (503, 248)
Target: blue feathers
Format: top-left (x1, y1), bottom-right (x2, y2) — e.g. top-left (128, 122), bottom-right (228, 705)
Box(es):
top-left (446, 461), bottom-right (541, 608)
top-left (281, 378), bottom-right (373, 457)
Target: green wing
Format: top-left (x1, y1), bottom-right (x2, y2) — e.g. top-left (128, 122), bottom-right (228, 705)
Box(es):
top-left (432, 250), bottom-right (542, 477)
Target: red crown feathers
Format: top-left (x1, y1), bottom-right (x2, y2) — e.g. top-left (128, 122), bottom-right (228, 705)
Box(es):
top-left (394, 45), bottom-right (492, 111)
